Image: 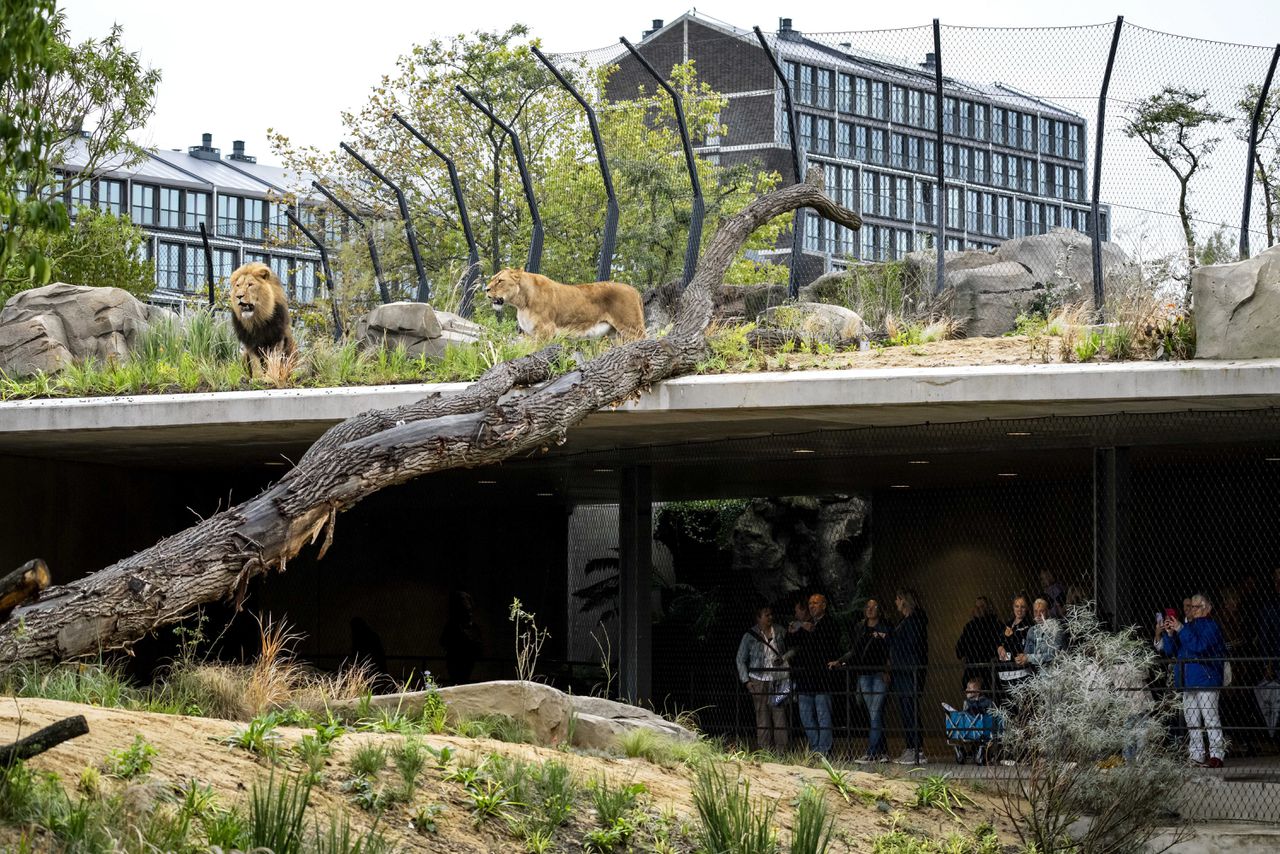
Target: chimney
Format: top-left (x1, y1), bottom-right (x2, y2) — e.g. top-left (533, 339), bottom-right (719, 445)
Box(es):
top-left (921, 52), bottom-right (937, 72)
top-left (189, 132), bottom-right (220, 161)
top-left (226, 139), bottom-right (257, 163)
top-left (778, 17), bottom-right (801, 40)
top-left (642, 18), bottom-right (664, 38)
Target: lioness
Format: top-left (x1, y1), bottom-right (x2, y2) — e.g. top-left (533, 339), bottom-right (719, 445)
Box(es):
top-left (228, 262), bottom-right (295, 376)
top-left (484, 268), bottom-right (645, 341)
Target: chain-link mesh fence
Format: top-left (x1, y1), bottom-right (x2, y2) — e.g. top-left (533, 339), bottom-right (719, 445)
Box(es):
top-left (556, 409), bottom-right (1280, 820)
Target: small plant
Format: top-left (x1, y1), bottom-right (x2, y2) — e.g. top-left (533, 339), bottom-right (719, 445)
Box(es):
top-left (202, 806), bottom-right (250, 850)
top-left (818, 756), bottom-right (884, 805)
top-left (341, 774), bottom-right (393, 813)
top-left (296, 732), bottom-right (332, 777)
top-left (509, 597), bottom-right (550, 682)
top-left (454, 712), bottom-right (534, 743)
top-left (104, 734), bottom-right (157, 779)
top-left (790, 785), bottom-right (835, 854)
top-left (1073, 330), bottom-right (1102, 362)
top-left (912, 771), bottom-right (975, 818)
top-left (410, 802), bottom-right (444, 834)
top-left (693, 763), bottom-right (778, 854)
top-left (77, 765), bottom-right (101, 796)
top-left (590, 776), bottom-right (646, 827)
top-left (421, 689), bottom-right (449, 734)
top-left (248, 771), bottom-right (312, 854)
top-left (223, 711), bottom-right (285, 761)
top-left (177, 778), bottom-right (219, 820)
top-left (466, 778), bottom-right (522, 825)
top-left (311, 810), bottom-right (394, 854)
top-left (393, 736), bottom-right (428, 797)
top-left (349, 742), bottom-right (388, 777)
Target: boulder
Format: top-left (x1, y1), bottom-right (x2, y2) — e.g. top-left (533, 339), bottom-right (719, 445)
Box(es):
top-left (994, 228), bottom-right (1132, 308)
top-left (947, 261), bottom-right (1041, 337)
top-left (355, 301), bottom-right (446, 358)
top-left (1192, 244), bottom-right (1280, 359)
top-left (904, 248), bottom-right (1001, 292)
top-left (568, 695), bottom-right (696, 748)
top-left (643, 281), bottom-right (790, 333)
top-left (0, 283), bottom-right (153, 377)
top-left (755, 302), bottom-right (864, 343)
top-left (437, 680), bottom-right (573, 746)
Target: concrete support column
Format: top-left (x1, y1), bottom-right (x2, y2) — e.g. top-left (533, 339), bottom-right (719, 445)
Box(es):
top-left (618, 466), bottom-right (652, 704)
top-left (1094, 447), bottom-right (1131, 629)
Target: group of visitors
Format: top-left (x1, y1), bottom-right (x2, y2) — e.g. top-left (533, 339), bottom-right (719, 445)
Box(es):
top-left (736, 573), bottom-right (1067, 764)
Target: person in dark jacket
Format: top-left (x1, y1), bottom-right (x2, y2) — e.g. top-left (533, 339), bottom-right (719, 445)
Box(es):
top-left (996, 594), bottom-right (1033, 705)
top-left (1162, 592), bottom-right (1228, 767)
top-left (955, 596), bottom-right (1002, 689)
top-left (890, 588), bottom-right (929, 765)
top-left (792, 593), bottom-right (843, 756)
top-left (830, 598), bottom-right (892, 762)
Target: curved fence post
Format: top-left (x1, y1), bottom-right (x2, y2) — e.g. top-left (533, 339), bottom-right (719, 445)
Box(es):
top-left (1241, 44), bottom-right (1280, 260)
top-left (390, 113), bottom-right (479, 317)
top-left (1090, 17), bottom-right (1124, 314)
top-left (932, 19), bottom-right (946, 294)
top-left (753, 26), bottom-right (805, 300)
top-left (455, 86), bottom-right (544, 275)
top-left (531, 45), bottom-right (619, 283)
top-left (339, 142), bottom-right (431, 304)
top-left (312, 180), bottom-right (390, 305)
top-left (284, 207), bottom-right (343, 340)
top-left (621, 36), bottom-right (705, 289)
top-left (197, 222), bottom-right (215, 307)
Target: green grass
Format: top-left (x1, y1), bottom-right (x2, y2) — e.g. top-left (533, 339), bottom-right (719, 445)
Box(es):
top-left (248, 771), bottom-right (312, 854)
top-left (0, 659), bottom-right (139, 708)
top-left (452, 712), bottom-right (534, 744)
top-left (790, 784), bottom-right (835, 854)
top-left (103, 734), bottom-right (157, 779)
top-left (692, 763), bottom-right (778, 854)
top-left (911, 771), bottom-right (975, 818)
top-left (222, 712), bottom-right (285, 761)
top-left (349, 743), bottom-right (387, 778)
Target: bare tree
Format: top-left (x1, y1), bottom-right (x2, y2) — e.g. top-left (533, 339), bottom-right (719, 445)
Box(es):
top-left (1238, 83), bottom-right (1280, 249)
top-left (1124, 86), bottom-right (1229, 289)
top-left (0, 168), bottom-right (858, 664)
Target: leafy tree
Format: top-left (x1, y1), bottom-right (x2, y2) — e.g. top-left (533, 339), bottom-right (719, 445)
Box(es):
top-left (1237, 83), bottom-right (1280, 250)
top-left (1, 209), bottom-right (153, 304)
top-left (0, 0), bottom-right (67, 288)
top-left (1123, 86), bottom-right (1230, 284)
top-left (1, 7), bottom-right (159, 297)
top-left (270, 27), bottom-right (787, 308)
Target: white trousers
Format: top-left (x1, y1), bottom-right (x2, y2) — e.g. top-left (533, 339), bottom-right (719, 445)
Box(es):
top-left (1183, 689), bottom-right (1224, 762)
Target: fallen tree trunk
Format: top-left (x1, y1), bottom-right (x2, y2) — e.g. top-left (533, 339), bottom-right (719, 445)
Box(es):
top-left (0, 558), bottom-right (50, 621)
top-left (0, 715), bottom-right (90, 765)
top-left (0, 168), bottom-right (858, 663)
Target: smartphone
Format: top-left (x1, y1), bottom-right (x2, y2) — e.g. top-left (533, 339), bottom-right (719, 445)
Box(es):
top-left (1164, 608), bottom-right (1178, 622)
top-left (1154, 611), bottom-right (1163, 626)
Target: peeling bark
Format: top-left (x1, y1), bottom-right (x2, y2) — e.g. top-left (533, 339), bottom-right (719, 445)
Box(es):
top-left (0, 168), bottom-right (859, 663)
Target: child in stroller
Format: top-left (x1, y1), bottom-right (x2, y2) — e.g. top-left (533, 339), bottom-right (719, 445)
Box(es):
top-left (944, 678), bottom-right (998, 765)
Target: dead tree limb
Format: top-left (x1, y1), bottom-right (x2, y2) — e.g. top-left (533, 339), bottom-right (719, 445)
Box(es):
top-left (0, 715), bottom-right (89, 765)
top-left (0, 167), bottom-right (858, 663)
top-left (0, 559), bottom-right (50, 622)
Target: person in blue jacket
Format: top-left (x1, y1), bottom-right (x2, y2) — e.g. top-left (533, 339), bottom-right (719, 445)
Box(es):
top-left (1161, 592), bottom-right (1227, 768)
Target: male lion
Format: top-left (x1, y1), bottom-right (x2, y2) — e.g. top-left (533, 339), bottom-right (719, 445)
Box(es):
top-left (484, 268), bottom-right (645, 341)
top-left (228, 262), bottom-right (295, 376)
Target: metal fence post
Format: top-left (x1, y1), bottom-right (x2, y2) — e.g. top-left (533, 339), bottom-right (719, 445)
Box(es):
top-left (753, 26), bottom-right (805, 299)
top-left (390, 113), bottom-right (480, 316)
top-left (932, 20), bottom-right (946, 294)
top-left (339, 142), bottom-right (431, 304)
top-left (1090, 17), bottom-right (1124, 314)
top-left (455, 86), bottom-right (544, 275)
top-left (284, 207), bottom-right (344, 340)
top-left (197, 222), bottom-right (215, 307)
top-left (1240, 45), bottom-right (1280, 260)
top-left (621, 36), bottom-right (705, 289)
top-left (531, 46), bottom-right (619, 283)
top-left (311, 180), bottom-right (391, 305)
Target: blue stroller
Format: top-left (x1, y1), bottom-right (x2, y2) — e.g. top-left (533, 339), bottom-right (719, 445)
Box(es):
top-left (944, 707), bottom-right (1000, 765)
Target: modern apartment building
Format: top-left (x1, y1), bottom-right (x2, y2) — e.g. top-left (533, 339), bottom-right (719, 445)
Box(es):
top-left (52, 133), bottom-right (329, 306)
top-left (614, 13), bottom-right (1108, 280)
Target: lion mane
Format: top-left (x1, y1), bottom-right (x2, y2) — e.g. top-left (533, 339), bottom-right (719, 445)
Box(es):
top-left (483, 268), bottom-right (645, 341)
top-left (228, 262), bottom-right (295, 375)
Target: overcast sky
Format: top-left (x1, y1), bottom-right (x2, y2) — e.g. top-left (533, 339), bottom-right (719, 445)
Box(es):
top-left (59, 0), bottom-right (1279, 164)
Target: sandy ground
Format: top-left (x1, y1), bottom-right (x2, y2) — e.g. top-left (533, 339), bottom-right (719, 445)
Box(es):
top-left (0, 697), bottom-right (1016, 852)
top-left (775, 336), bottom-right (1073, 371)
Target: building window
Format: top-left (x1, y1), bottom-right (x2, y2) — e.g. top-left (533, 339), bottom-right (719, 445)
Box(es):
top-left (244, 199), bottom-right (265, 240)
top-left (923, 93), bottom-right (936, 130)
top-left (185, 191), bottom-right (209, 231)
top-left (992, 153), bottom-right (1005, 187)
top-left (1006, 111), bottom-right (1019, 149)
top-left (214, 248), bottom-right (237, 284)
top-left (870, 129), bottom-right (885, 164)
top-left (895, 229), bottom-right (909, 259)
top-left (923, 139), bottom-right (936, 175)
top-left (1007, 156), bottom-right (1019, 190)
top-left (855, 125), bottom-right (868, 161)
top-left (863, 171), bottom-right (878, 216)
top-left (992, 107), bottom-right (1005, 145)
top-left (861, 226), bottom-right (875, 261)
top-left (878, 174), bottom-right (892, 217)
top-left (973, 149), bottom-right (987, 185)
top-left (132, 184), bottom-right (157, 226)
top-left (245, 250), bottom-right (268, 264)
top-left (974, 103), bottom-right (988, 141)
top-left (837, 122), bottom-right (852, 158)
top-left (269, 202), bottom-right (289, 240)
top-left (891, 133), bottom-right (906, 169)
top-left (966, 189), bottom-right (979, 232)
top-left (1054, 165), bottom-right (1065, 199)
top-left (943, 143), bottom-right (955, 178)
top-left (1054, 122), bottom-right (1065, 157)
top-left (1022, 157), bottom-right (1036, 193)
top-left (1046, 204), bottom-right (1061, 228)
top-left (98, 180), bottom-right (123, 216)
top-left (959, 100), bottom-right (972, 137)
top-left (1031, 202), bottom-right (1042, 234)
top-left (996, 196), bottom-right (1011, 237)
top-left (895, 177), bottom-right (910, 221)
top-left (1068, 124), bottom-right (1081, 160)
top-left (871, 81), bottom-right (888, 119)
top-left (841, 167), bottom-right (857, 211)
top-left (159, 187), bottom-right (182, 229)
top-left (908, 90), bottom-right (922, 126)
top-left (1015, 200), bottom-right (1029, 237)
top-left (324, 211), bottom-right (342, 245)
top-left (1068, 168), bottom-right (1080, 202)
top-left (1021, 113), bottom-right (1035, 150)
top-left (837, 73), bottom-right (853, 112)
top-left (1040, 118), bottom-right (1051, 155)
top-left (959, 147), bottom-right (970, 181)
top-left (815, 117), bottom-right (831, 154)
top-left (916, 180), bottom-right (936, 225)
top-left (892, 86), bottom-right (906, 123)
top-left (855, 77), bottom-right (869, 116)
top-left (156, 241), bottom-right (182, 290)
top-left (183, 245), bottom-right (206, 293)
top-left (878, 225), bottom-right (891, 259)
top-left (907, 136), bottom-right (920, 171)
top-left (799, 65), bottom-right (815, 104)
top-left (982, 192), bottom-right (995, 234)
top-left (943, 97), bottom-right (956, 133)
top-left (295, 260), bottom-right (317, 303)
top-left (816, 68), bottom-right (833, 109)
top-left (799, 113), bottom-right (814, 151)
top-left (69, 179), bottom-right (92, 214)
top-left (947, 187), bottom-right (962, 229)
top-left (785, 61), bottom-right (797, 91)
top-left (217, 195), bottom-right (238, 237)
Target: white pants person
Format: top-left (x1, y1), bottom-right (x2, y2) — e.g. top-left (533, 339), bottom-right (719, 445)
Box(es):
top-left (1183, 689), bottom-right (1225, 762)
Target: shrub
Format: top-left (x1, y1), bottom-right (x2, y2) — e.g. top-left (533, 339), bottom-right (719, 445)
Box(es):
top-left (103, 734), bottom-right (157, 779)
